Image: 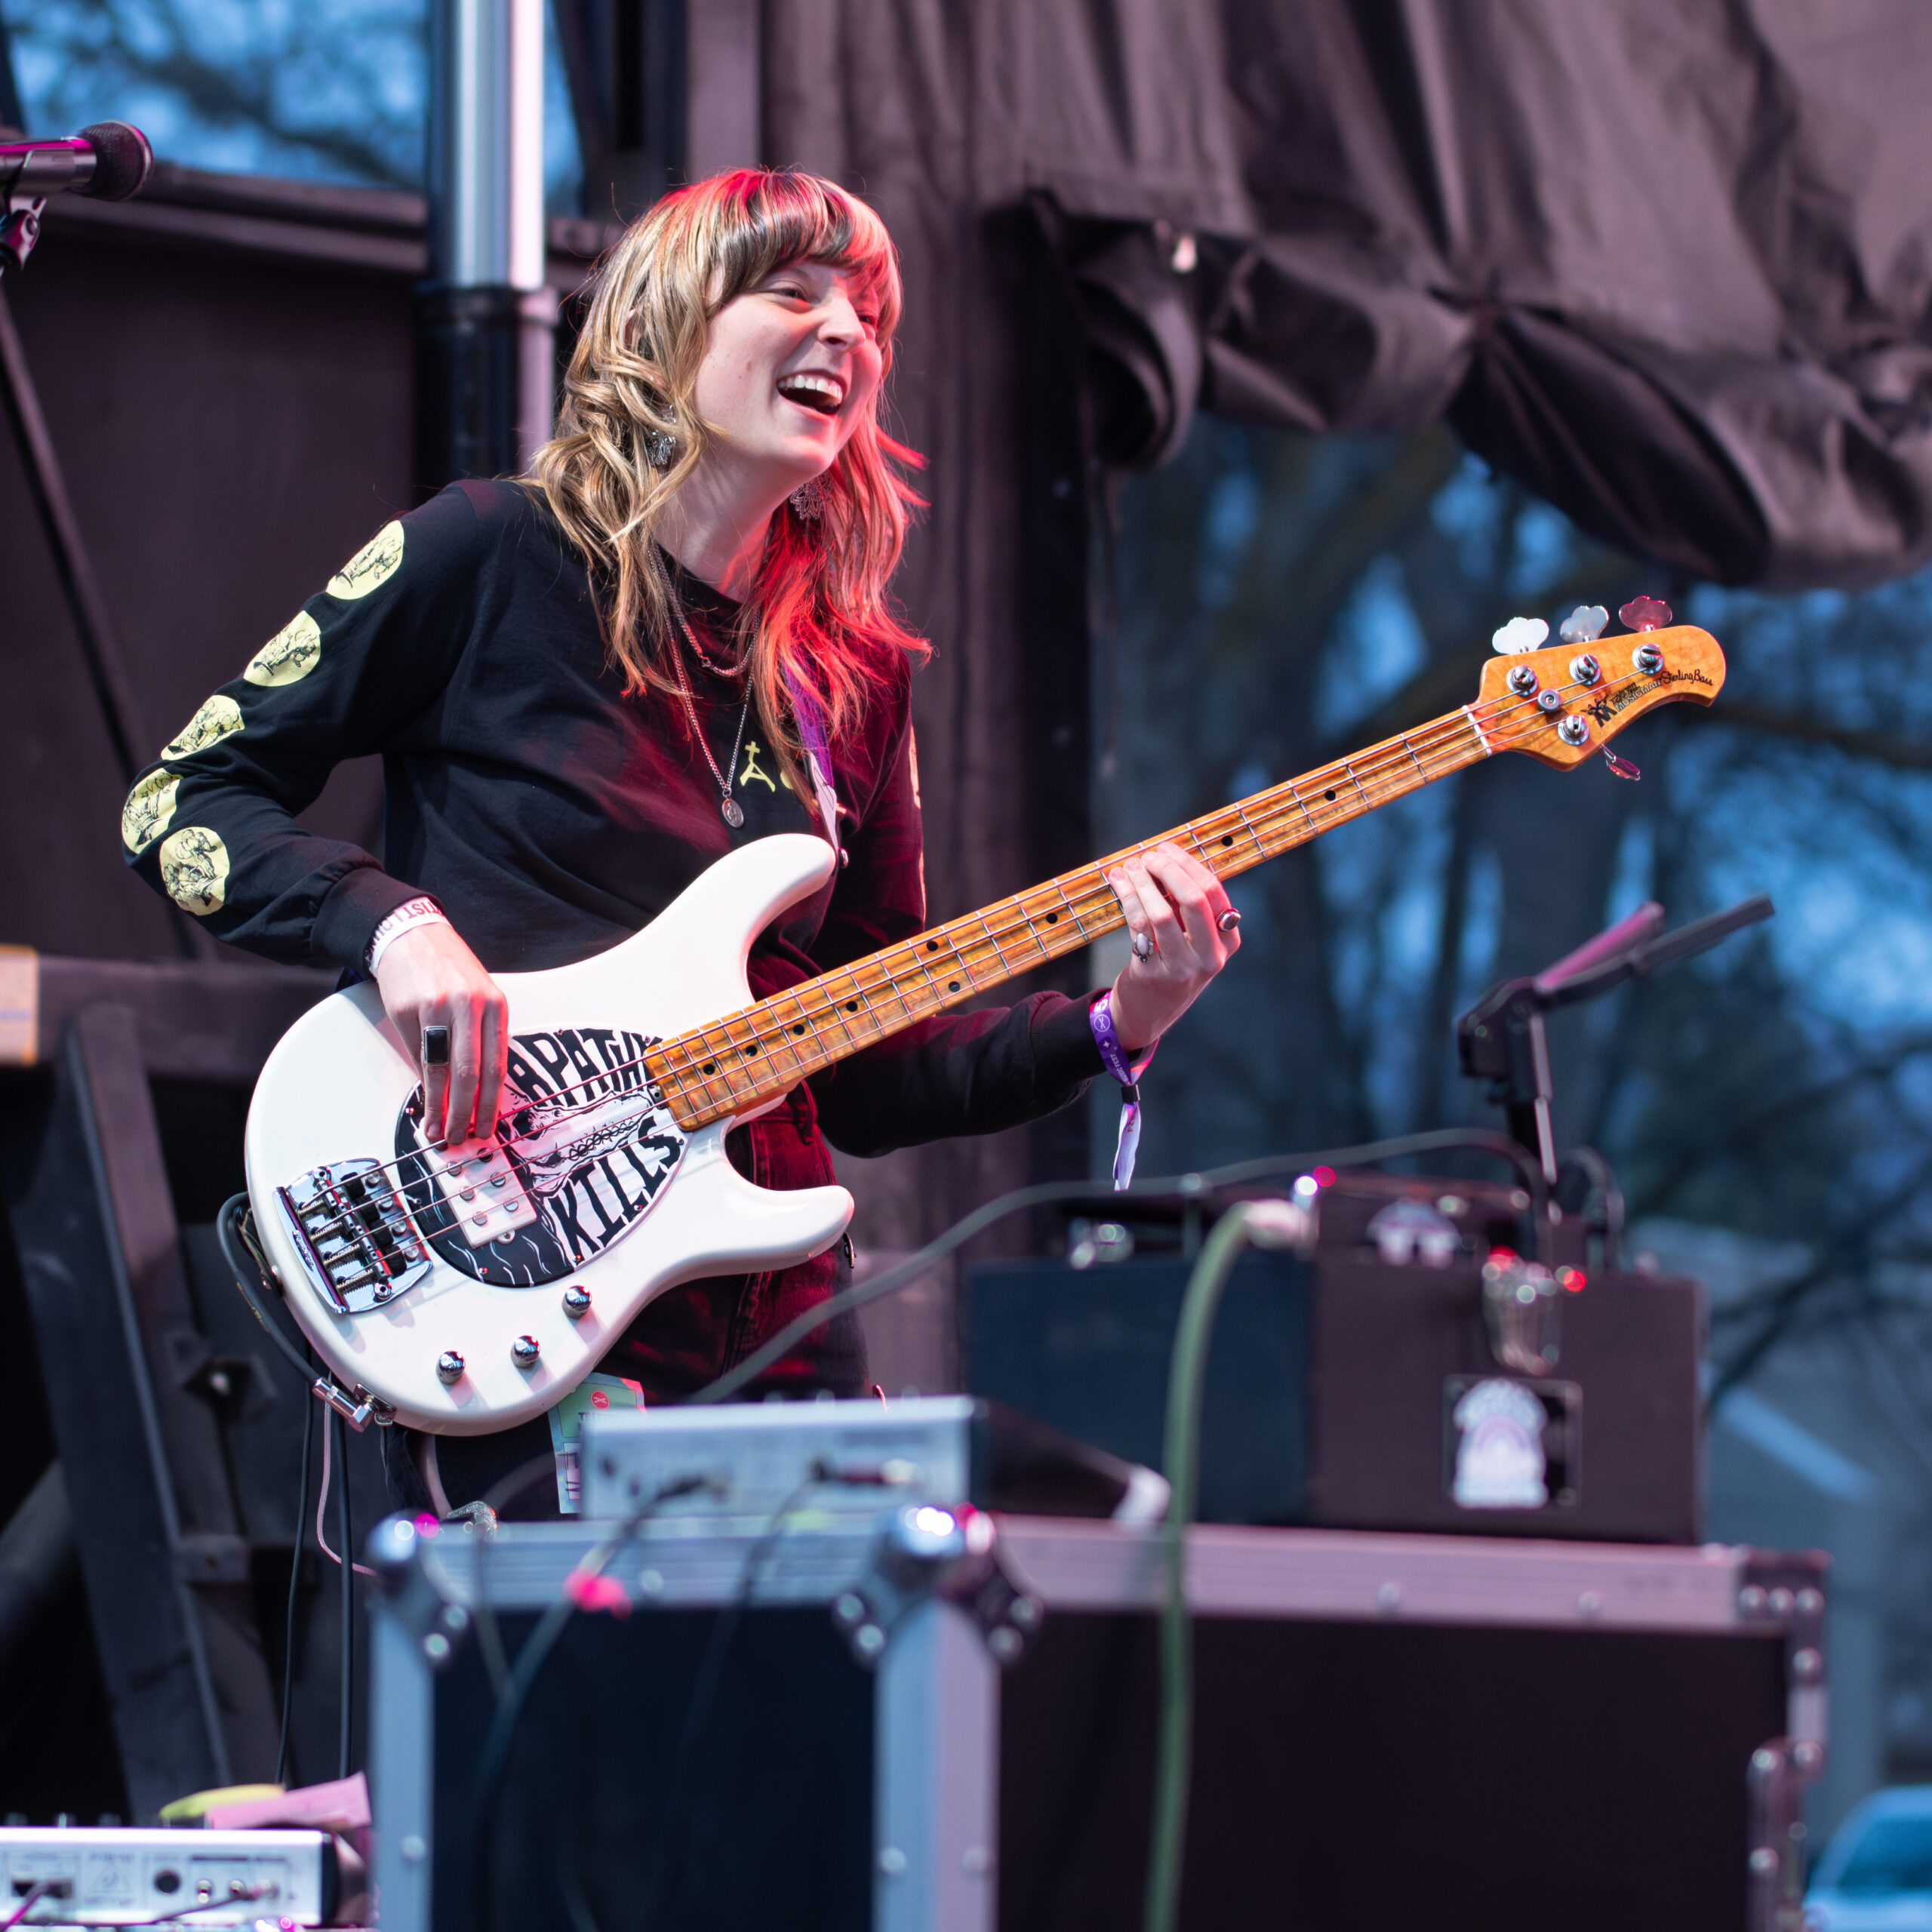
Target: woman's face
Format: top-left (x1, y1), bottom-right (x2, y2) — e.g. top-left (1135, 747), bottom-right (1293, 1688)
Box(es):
top-left (688, 258), bottom-right (884, 492)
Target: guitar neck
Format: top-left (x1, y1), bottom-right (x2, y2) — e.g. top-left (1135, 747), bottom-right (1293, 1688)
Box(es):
top-left (651, 703), bottom-right (1494, 1130)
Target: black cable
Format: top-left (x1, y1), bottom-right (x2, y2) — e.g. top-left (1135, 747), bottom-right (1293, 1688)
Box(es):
top-left (217, 1193), bottom-right (317, 1386)
top-left (633, 1478), bottom-right (819, 1932)
top-left (334, 1407), bottom-right (352, 1781)
top-left (223, 1192), bottom-right (322, 1790)
top-left (275, 1397), bottom-right (314, 1787)
top-left (685, 1129), bottom-right (1546, 1405)
top-left (469, 1452), bottom-right (568, 1701)
top-left (467, 1475), bottom-right (709, 1932)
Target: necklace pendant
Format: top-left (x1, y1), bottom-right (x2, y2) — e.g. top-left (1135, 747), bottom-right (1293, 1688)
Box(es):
top-left (721, 796), bottom-right (746, 829)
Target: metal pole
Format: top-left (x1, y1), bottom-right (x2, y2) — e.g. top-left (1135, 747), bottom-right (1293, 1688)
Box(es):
top-left (417, 0), bottom-right (554, 496)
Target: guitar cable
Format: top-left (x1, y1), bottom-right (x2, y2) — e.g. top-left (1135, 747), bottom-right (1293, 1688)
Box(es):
top-left (632, 1475), bottom-right (824, 1932)
top-left (217, 1193), bottom-right (365, 1787)
top-left (275, 1396), bottom-right (312, 1786)
top-left (682, 1127), bottom-right (1548, 1406)
top-left (464, 1470), bottom-right (713, 1932)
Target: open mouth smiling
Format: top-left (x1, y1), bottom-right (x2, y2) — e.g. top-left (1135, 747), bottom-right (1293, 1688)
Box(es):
top-left (777, 371), bottom-right (844, 416)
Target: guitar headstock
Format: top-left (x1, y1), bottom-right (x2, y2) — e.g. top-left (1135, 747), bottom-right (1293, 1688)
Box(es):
top-left (1475, 623), bottom-right (1726, 770)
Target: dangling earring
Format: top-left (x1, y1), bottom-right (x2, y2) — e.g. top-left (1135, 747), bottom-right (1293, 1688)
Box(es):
top-left (645, 426), bottom-right (678, 469)
top-left (789, 475), bottom-right (826, 521)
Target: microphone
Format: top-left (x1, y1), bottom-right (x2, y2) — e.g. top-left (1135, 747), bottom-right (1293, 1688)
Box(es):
top-left (0, 122), bottom-right (154, 202)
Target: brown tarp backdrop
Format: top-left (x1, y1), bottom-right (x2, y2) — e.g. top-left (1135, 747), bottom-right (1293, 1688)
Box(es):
top-left (768, 0), bottom-right (1932, 591)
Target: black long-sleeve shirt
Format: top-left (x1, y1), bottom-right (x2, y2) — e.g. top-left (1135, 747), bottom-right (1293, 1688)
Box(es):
top-left (123, 479), bottom-right (1100, 1403)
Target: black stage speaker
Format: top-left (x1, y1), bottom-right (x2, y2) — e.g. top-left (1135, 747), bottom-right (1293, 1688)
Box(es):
top-left (964, 1252), bottom-right (1311, 1524)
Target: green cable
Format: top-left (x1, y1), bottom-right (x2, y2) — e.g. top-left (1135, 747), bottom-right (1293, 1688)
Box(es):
top-left (1145, 1197), bottom-right (1313, 1932)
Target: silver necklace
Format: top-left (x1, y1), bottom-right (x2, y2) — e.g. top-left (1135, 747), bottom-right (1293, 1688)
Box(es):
top-left (654, 554), bottom-right (752, 826)
top-left (652, 546), bottom-right (747, 678)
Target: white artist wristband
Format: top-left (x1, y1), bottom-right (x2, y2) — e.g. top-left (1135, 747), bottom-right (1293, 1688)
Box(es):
top-left (365, 896), bottom-right (448, 973)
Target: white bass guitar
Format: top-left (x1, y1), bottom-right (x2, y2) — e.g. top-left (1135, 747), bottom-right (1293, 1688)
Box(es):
top-left (243, 620), bottom-right (1724, 1432)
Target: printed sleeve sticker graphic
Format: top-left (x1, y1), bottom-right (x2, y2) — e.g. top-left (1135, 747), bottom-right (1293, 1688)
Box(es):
top-left (163, 694), bottom-right (243, 761)
top-left (245, 609), bottom-right (322, 686)
top-left (158, 826), bottom-right (230, 916)
top-left (327, 521), bottom-right (405, 600)
top-left (122, 769), bottom-right (180, 853)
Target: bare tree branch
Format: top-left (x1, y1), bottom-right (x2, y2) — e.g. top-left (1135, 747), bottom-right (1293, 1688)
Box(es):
top-left (1715, 700), bottom-right (1932, 771)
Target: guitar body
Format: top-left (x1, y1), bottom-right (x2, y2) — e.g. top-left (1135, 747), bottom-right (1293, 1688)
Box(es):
top-left (245, 833), bottom-right (852, 1434)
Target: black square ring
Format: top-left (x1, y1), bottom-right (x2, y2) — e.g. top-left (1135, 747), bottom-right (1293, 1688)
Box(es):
top-left (422, 1024), bottom-right (451, 1067)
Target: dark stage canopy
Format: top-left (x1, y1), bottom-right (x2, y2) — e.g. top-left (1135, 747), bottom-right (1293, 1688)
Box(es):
top-left (774, 0), bottom-right (1932, 590)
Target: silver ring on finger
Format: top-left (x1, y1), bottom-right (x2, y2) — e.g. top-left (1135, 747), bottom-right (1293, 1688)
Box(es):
top-left (1217, 909), bottom-right (1241, 935)
top-left (422, 1024), bottom-right (451, 1066)
top-left (1131, 931), bottom-right (1155, 962)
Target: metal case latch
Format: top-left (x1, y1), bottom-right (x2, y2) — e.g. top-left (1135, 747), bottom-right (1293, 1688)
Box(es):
top-left (832, 1503), bottom-right (1043, 1668)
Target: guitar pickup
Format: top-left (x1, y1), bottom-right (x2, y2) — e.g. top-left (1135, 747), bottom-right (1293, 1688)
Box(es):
top-left (279, 1158), bottom-right (431, 1316)
top-left (420, 1137), bottom-right (540, 1247)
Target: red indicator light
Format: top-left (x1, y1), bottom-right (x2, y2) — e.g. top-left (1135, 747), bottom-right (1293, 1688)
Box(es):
top-left (1559, 1267), bottom-right (1587, 1294)
top-left (1313, 1166), bottom-right (1336, 1187)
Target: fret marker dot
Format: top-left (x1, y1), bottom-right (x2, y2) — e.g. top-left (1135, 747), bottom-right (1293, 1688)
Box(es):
top-left (792, 1023), bottom-right (806, 1035)
top-left (1324, 789), bottom-right (1336, 802)
top-left (845, 1001), bottom-right (859, 1012)
top-left (746, 1043), bottom-right (759, 1055)
top-left (1221, 834), bottom-right (1233, 847)
top-left (702, 1063), bottom-right (715, 1075)
top-left (1047, 911), bottom-right (1058, 923)
top-left (949, 980), bottom-right (960, 992)
top-left (926, 940), bottom-right (939, 952)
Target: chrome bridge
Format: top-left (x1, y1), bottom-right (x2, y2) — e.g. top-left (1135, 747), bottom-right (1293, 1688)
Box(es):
top-left (278, 1158), bottom-right (431, 1316)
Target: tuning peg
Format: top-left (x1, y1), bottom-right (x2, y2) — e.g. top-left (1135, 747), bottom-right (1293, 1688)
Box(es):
top-left (1491, 615), bottom-right (1549, 654)
top-left (1602, 748), bottom-right (1641, 780)
top-left (1618, 595), bottom-right (1672, 632)
top-left (1559, 605), bottom-right (1608, 644)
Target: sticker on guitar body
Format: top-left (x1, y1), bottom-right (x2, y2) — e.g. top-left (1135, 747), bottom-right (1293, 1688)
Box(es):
top-left (395, 1025), bottom-right (685, 1288)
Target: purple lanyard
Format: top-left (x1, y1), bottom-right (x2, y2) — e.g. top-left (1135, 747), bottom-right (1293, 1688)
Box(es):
top-left (783, 668), bottom-right (841, 857)
top-left (1089, 990), bottom-right (1151, 1191)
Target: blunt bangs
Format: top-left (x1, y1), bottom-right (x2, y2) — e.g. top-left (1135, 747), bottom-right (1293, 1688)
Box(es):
top-left (707, 171), bottom-right (903, 345)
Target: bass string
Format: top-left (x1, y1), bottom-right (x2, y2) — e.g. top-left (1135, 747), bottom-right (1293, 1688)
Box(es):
top-left (659, 663), bottom-right (1642, 1110)
top-left (657, 673), bottom-right (1597, 1107)
top-left (290, 661), bottom-right (1644, 1249)
top-left (346, 664), bottom-right (1602, 1172)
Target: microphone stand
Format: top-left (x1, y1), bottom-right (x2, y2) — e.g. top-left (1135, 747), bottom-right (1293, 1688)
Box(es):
top-left (1457, 894), bottom-right (1777, 1186)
